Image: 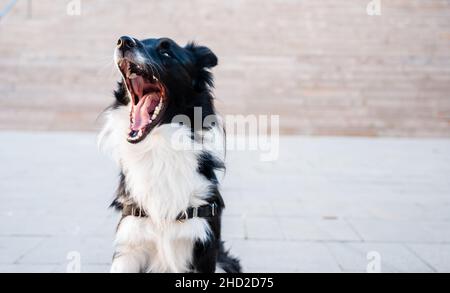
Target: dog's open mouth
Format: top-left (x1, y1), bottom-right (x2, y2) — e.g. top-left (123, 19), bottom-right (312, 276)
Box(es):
top-left (118, 60), bottom-right (166, 143)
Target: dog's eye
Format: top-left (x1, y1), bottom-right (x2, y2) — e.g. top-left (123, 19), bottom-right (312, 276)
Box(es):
top-left (161, 51), bottom-right (171, 58)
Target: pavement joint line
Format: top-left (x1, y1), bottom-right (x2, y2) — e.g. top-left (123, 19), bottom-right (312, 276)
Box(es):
top-left (12, 236), bottom-right (48, 265)
top-left (403, 243), bottom-right (438, 273)
top-left (343, 218), bottom-right (365, 242)
top-left (323, 242), bottom-right (346, 272)
top-left (227, 215), bottom-right (450, 221)
top-left (227, 238), bottom-right (450, 245)
top-left (0, 234), bottom-right (53, 238)
top-left (10, 262), bottom-right (112, 266)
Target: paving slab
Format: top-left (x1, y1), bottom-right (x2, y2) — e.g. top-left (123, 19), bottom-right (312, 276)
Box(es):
top-left (1, 131), bottom-right (450, 272)
top-left (406, 244), bottom-right (450, 273)
top-left (326, 242), bottom-right (435, 273)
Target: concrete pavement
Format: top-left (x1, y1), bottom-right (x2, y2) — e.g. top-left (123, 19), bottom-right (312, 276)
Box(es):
top-left (0, 131), bottom-right (450, 272)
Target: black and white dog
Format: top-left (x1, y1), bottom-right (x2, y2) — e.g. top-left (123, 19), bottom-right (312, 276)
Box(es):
top-left (99, 36), bottom-right (241, 273)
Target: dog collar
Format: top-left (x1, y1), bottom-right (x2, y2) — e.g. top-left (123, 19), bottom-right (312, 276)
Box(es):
top-left (122, 202), bottom-right (218, 222)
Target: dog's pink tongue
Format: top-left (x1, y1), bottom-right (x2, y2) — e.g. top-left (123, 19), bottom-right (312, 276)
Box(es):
top-left (131, 98), bottom-right (151, 131)
top-left (130, 77), bottom-right (161, 131)
top-left (131, 95), bottom-right (160, 131)
top-left (130, 77), bottom-right (147, 131)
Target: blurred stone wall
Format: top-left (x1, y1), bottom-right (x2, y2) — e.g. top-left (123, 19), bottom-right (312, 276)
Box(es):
top-left (0, 0), bottom-right (449, 136)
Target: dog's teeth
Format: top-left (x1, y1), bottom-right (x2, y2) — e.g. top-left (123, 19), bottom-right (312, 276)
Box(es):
top-left (154, 102), bottom-right (162, 114)
top-left (129, 73), bottom-right (137, 79)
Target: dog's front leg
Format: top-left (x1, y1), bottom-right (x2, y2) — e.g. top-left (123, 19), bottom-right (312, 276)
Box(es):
top-left (110, 216), bottom-right (152, 273)
top-left (110, 248), bottom-right (148, 273)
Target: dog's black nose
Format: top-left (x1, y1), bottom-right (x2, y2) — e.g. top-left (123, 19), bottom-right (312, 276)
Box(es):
top-left (117, 36), bottom-right (136, 50)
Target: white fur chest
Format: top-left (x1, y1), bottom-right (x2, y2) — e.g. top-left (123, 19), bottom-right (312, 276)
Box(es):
top-left (99, 106), bottom-right (213, 223)
top-left (120, 128), bottom-right (212, 223)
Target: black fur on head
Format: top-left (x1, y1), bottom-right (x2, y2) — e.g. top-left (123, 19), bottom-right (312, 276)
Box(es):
top-left (113, 36), bottom-right (218, 143)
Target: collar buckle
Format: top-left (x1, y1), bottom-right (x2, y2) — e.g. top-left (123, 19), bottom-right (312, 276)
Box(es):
top-left (177, 210), bottom-right (188, 223)
top-left (192, 207), bottom-right (198, 218)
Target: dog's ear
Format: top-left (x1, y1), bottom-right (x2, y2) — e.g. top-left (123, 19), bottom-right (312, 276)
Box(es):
top-left (186, 42), bottom-right (218, 69)
top-left (186, 42), bottom-right (218, 91)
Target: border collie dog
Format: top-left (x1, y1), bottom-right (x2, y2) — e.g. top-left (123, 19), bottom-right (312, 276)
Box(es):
top-left (99, 36), bottom-right (241, 273)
